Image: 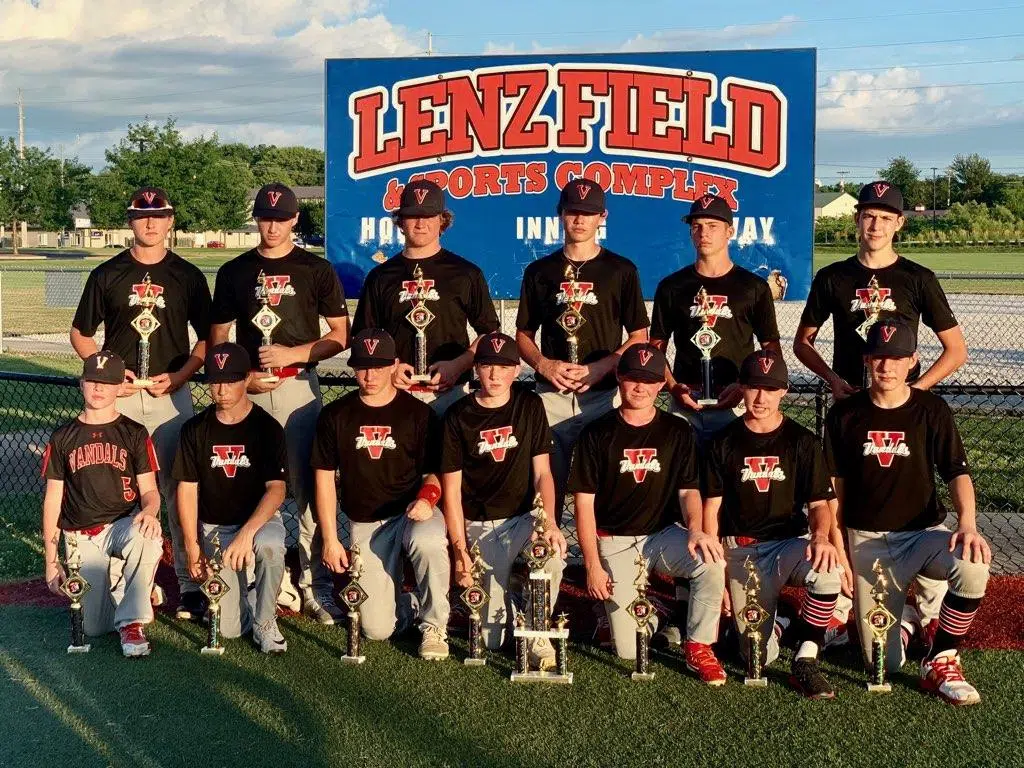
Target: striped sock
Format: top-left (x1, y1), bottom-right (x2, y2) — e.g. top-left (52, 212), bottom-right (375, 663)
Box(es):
top-left (928, 593), bottom-right (981, 659)
top-left (795, 591), bottom-right (839, 648)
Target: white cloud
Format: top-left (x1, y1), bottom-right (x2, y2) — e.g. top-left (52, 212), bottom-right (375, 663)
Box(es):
top-left (618, 16), bottom-right (799, 52)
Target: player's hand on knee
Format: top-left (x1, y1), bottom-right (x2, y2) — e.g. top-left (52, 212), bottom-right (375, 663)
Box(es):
top-left (951, 527), bottom-right (992, 565)
top-left (45, 561), bottom-right (66, 595)
top-left (321, 538), bottom-right (349, 573)
top-left (688, 531), bottom-right (724, 564)
top-left (405, 499), bottom-right (433, 522)
top-left (806, 535), bottom-right (839, 573)
top-left (133, 512), bottom-right (162, 540)
top-left (393, 364), bottom-right (416, 390)
top-left (223, 534), bottom-right (254, 572)
top-left (586, 563), bottom-right (613, 601)
top-left (835, 549), bottom-right (854, 597)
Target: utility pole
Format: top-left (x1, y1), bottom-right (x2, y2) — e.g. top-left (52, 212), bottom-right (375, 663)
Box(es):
top-left (931, 166), bottom-right (938, 227)
top-left (426, 31), bottom-right (433, 56)
top-left (837, 170), bottom-right (848, 191)
top-left (946, 170), bottom-right (952, 207)
top-left (13, 88), bottom-right (24, 255)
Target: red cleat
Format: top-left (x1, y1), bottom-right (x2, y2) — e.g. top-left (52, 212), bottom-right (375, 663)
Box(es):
top-left (684, 641), bottom-right (727, 686)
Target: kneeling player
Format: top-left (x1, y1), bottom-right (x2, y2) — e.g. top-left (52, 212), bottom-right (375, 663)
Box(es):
top-left (42, 352), bottom-right (163, 657)
top-left (826, 319), bottom-right (991, 705)
top-left (313, 329), bottom-right (451, 660)
top-left (570, 344), bottom-right (727, 684)
top-left (440, 332), bottom-right (566, 665)
top-left (174, 343), bottom-right (289, 653)
top-left (704, 350), bottom-right (841, 697)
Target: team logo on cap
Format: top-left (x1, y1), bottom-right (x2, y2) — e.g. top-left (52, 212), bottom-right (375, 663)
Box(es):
top-left (478, 427), bottom-right (518, 462)
top-left (213, 353), bottom-right (229, 369)
top-left (413, 187), bottom-right (429, 205)
top-left (210, 445), bottom-right (251, 478)
top-left (128, 280), bottom-right (166, 309)
top-left (758, 356), bottom-right (774, 375)
top-left (863, 431), bottom-right (910, 468)
top-left (256, 274), bottom-right (296, 306)
top-left (698, 196), bottom-right (715, 209)
top-left (690, 291), bottom-right (732, 327)
top-left (873, 183), bottom-right (890, 198)
top-left (490, 336), bottom-right (507, 354)
top-left (880, 326), bottom-right (897, 343)
top-left (363, 338), bottom-right (380, 355)
top-left (356, 426), bottom-right (396, 459)
top-left (94, 354), bottom-right (109, 370)
top-left (576, 184), bottom-right (592, 200)
top-left (267, 191), bottom-right (282, 207)
top-left (638, 349), bottom-right (653, 367)
top-left (620, 448), bottom-right (660, 483)
top-left (557, 280), bottom-right (597, 312)
top-left (741, 456), bottom-right (786, 492)
top-left (142, 191), bottom-right (156, 204)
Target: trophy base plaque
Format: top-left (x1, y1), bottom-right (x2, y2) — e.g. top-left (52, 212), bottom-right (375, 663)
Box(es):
top-left (743, 676), bottom-right (768, 687)
top-left (256, 374), bottom-right (279, 384)
top-left (631, 671), bottom-right (655, 681)
top-left (410, 374), bottom-right (433, 383)
top-left (67, 643), bottom-right (91, 654)
top-left (463, 657), bottom-right (487, 667)
top-left (341, 654), bottom-right (366, 665)
top-left (133, 379), bottom-right (154, 388)
top-left (201, 646), bottom-right (226, 656)
top-left (697, 398), bottom-right (718, 406)
top-left (510, 671), bottom-right (574, 684)
top-left (866, 682), bottom-right (891, 693)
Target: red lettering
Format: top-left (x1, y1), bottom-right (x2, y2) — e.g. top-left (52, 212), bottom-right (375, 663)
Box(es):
top-left (448, 167), bottom-right (474, 199)
top-left (603, 71), bottom-right (635, 151)
top-left (555, 69), bottom-right (605, 148)
top-left (447, 74), bottom-right (503, 156)
top-left (647, 166), bottom-right (674, 198)
top-left (725, 80), bottom-right (782, 172)
top-left (473, 164), bottom-right (503, 196)
top-left (350, 89), bottom-right (400, 175)
top-left (582, 161), bottom-right (612, 190)
top-left (524, 162), bottom-right (547, 194)
top-left (396, 80), bottom-right (448, 164)
top-left (501, 70), bottom-right (551, 150)
top-left (612, 163), bottom-right (650, 196)
top-left (554, 160), bottom-right (582, 190)
top-left (681, 77), bottom-right (729, 162)
top-left (632, 72), bottom-right (684, 154)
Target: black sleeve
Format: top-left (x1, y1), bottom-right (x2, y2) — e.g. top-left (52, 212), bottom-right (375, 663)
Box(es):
top-left (439, 410), bottom-right (465, 473)
top-left (468, 268), bottom-right (500, 335)
top-left (317, 262), bottom-right (348, 318)
top-left (172, 423), bottom-right (199, 483)
top-left (421, 408), bottom-right (442, 475)
top-left (919, 272), bottom-right (958, 334)
top-left (351, 273), bottom-right (376, 335)
top-left (932, 401), bottom-right (970, 483)
top-left (309, 408), bottom-right (339, 471)
top-left (674, 425), bottom-right (700, 491)
top-left (132, 426), bottom-right (158, 474)
top-left (210, 265), bottom-right (237, 326)
top-left (752, 279), bottom-right (780, 343)
top-left (42, 435), bottom-right (65, 481)
top-left (649, 278), bottom-right (672, 342)
top-left (703, 436), bottom-right (726, 499)
top-left (566, 427), bottom-right (600, 493)
top-left (620, 264), bottom-right (650, 333)
top-left (72, 270), bottom-right (105, 335)
top-left (515, 267), bottom-right (540, 332)
top-left (262, 420), bottom-right (289, 483)
top-left (527, 397), bottom-right (554, 457)
top-left (188, 268), bottom-right (213, 342)
top-left (802, 434), bottom-right (836, 503)
top-left (799, 269), bottom-right (832, 329)
top-left (823, 408), bottom-right (844, 479)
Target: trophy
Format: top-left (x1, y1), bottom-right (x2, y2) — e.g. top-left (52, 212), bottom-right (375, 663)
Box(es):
top-left (340, 544), bottom-right (369, 664)
top-left (200, 532), bottom-right (230, 655)
top-left (865, 559), bottom-right (897, 693)
top-left (627, 553), bottom-right (656, 681)
top-left (740, 556), bottom-right (769, 687)
top-left (405, 264), bottom-right (436, 383)
top-left (460, 540), bottom-right (489, 667)
top-left (251, 270), bottom-right (282, 383)
top-left (129, 273), bottom-right (160, 387)
top-left (59, 535), bottom-right (91, 654)
top-left (690, 287), bottom-right (721, 405)
top-left (556, 264), bottom-right (587, 365)
top-left (856, 275), bottom-right (886, 389)
top-left (511, 494), bottom-right (572, 684)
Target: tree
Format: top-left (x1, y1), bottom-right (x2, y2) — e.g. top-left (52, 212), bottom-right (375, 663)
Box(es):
top-left (949, 153), bottom-right (1006, 206)
top-left (879, 156), bottom-right (923, 206)
top-left (297, 200), bottom-right (324, 240)
top-left (1005, 182), bottom-right (1024, 221)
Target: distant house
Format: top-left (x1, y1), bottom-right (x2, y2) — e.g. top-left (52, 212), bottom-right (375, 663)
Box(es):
top-left (814, 191), bottom-right (858, 220)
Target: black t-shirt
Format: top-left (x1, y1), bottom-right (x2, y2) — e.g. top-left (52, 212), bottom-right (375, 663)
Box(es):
top-left (800, 256), bottom-right (958, 386)
top-left (440, 385), bottom-right (553, 521)
top-left (516, 248), bottom-right (649, 389)
top-left (172, 404), bottom-right (288, 526)
top-left (650, 264), bottom-right (780, 393)
top-left (72, 250), bottom-right (212, 376)
top-left (705, 417), bottom-right (834, 540)
top-left (568, 409), bottom-right (699, 536)
top-left (43, 415), bottom-right (157, 530)
top-left (352, 249), bottom-right (499, 385)
top-left (825, 389), bottom-right (969, 532)
top-left (211, 247), bottom-right (348, 366)
top-left (310, 390), bottom-right (440, 523)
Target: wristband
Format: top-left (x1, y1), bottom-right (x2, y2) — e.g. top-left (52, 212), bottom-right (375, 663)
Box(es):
top-left (417, 482), bottom-right (442, 507)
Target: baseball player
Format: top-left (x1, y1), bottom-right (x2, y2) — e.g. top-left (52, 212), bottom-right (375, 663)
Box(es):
top-left (352, 179), bottom-right (499, 415)
top-left (70, 187), bottom-right (211, 620)
top-left (704, 349), bottom-right (841, 698)
top-left (41, 352), bottom-right (163, 657)
top-left (516, 178), bottom-right (649, 516)
top-left (312, 329), bottom-right (451, 660)
top-left (795, 181), bottom-right (967, 648)
top-left (209, 182), bottom-right (349, 624)
top-left (825, 318), bottom-right (991, 705)
top-left (173, 343), bottom-right (289, 653)
top-left (650, 194), bottom-right (781, 444)
top-left (440, 332), bottom-right (566, 665)
top-left (569, 343), bottom-right (727, 684)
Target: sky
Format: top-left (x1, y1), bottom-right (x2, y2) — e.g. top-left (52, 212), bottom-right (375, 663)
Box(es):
top-left (0, 0), bottom-right (1020, 183)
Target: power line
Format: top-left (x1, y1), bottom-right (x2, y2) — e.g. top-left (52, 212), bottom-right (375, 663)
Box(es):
top-left (817, 79), bottom-right (1024, 95)
top-left (818, 57), bottom-right (1024, 74)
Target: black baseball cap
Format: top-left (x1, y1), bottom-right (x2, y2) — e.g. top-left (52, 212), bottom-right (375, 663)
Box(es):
top-left (350, 329), bottom-right (397, 369)
top-left (126, 187), bottom-right (174, 220)
top-left (739, 349), bottom-right (789, 390)
top-left (856, 181), bottom-right (904, 215)
top-left (474, 332), bottom-right (520, 366)
top-left (557, 178), bottom-right (605, 215)
top-left (206, 343), bottom-right (251, 383)
top-left (397, 180), bottom-right (445, 217)
top-left (253, 183), bottom-right (299, 220)
top-left (684, 194), bottom-right (733, 225)
top-left (864, 318), bottom-right (917, 357)
top-left (82, 351), bottom-right (126, 385)
top-left (617, 343), bottom-right (667, 383)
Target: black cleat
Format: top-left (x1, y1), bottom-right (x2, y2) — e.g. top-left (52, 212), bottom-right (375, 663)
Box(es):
top-left (789, 658), bottom-right (836, 700)
top-left (175, 590), bottom-right (208, 622)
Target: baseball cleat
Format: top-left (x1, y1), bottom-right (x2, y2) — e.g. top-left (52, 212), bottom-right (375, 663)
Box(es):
top-left (921, 650), bottom-right (981, 706)
top-left (302, 590), bottom-right (342, 625)
top-left (419, 625), bottom-right (449, 661)
top-left (822, 616), bottom-right (849, 649)
top-left (254, 619), bottom-right (288, 654)
top-left (789, 658), bottom-right (836, 700)
top-left (150, 585), bottom-right (166, 608)
top-left (276, 581), bottom-right (302, 612)
top-left (684, 641), bottom-right (727, 686)
top-left (119, 623), bottom-right (151, 657)
top-left (528, 636), bottom-right (556, 671)
top-left (175, 590), bottom-right (207, 622)
top-left (652, 623), bottom-right (683, 649)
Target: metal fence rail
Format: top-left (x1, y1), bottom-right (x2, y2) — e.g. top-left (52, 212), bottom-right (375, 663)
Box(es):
top-left (2, 371), bottom-right (1021, 574)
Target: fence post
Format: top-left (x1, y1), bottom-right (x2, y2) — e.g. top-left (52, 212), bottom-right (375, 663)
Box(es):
top-left (814, 381), bottom-right (827, 440)
top-left (0, 270), bottom-right (4, 354)
top-left (499, 298), bottom-right (505, 334)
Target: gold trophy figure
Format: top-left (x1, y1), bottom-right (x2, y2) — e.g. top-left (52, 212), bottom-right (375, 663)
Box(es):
top-left (856, 275), bottom-right (887, 389)
top-left (556, 264), bottom-right (588, 365)
top-left (405, 264), bottom-right (436, 383)
top-left (129, 273), bottom-right (161, 387)
top-left (59, 535), bottom-right (91, 654)
top-left (627, 553), bottom-right (656, 681)
top-left (510, 494), bottom-right (572, 684)
top-left (340, 544), bottom-right (369, 664)
top-left (865, 559), bottom-right (897, 693)
top-left (251, 270), bottom-right (282, 383)
top-left (741, 556), bottom-right (769, 687)
top-left (460, 540), bottom-right (489, 667)
top-left (200, 532), bottom-right (230, 656)
top-left (690, 286), bottom-right (722, 405)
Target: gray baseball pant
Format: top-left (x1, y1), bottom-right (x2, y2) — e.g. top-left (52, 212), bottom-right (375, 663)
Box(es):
top-left (410, 382), bottom-right (469, 417)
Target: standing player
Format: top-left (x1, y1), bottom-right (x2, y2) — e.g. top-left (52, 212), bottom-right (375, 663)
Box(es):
top-left (650, 194), bottom-right (781, 444)
top-left (352, 179), bottom-right (499, 415)
top-left (703, 349), bottom-right (841, 698)
top-left (312, 329), bottom-right (451, 660)
top-left (516, 178), bottom-right (649, 513)
top-left (569, 343), bottom-right (727, 684)
top-left (795, 181), bottom-right (967, 646)
top-left (173, 343), bottom-right (289, 653)
top-left (41, 352), bottom-right (163, 656)
top-left (70, 187), bottom-right (211, 619)
top-left (826, 319), bottom-right (990, 705)
top-left (210, 182), bottom-right (349, 624)
top-left (440, 332), bottom-right (566, 664)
